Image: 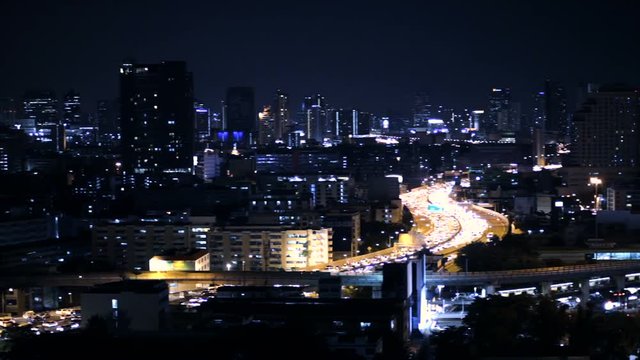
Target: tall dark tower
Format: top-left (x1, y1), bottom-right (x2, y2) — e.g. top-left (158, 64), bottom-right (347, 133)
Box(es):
top-left (273, 89), bottom-right (290, 140)
top-left (543, 80), bottom-right (568, 143)
top-left (97, 99), bottom-right (118, 145)
top-left (225, 86), bottom-right (255, 145)
top-left (487, 88), bottom-right (511, 135)
top-left (413, 92), bottom-right (431, 128)
top-left (119, 61), bottom-right (194, 174)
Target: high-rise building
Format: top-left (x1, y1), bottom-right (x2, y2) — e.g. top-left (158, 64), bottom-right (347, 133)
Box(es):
top-left (487, 88), bottom-right (511, 135)
top-left (119, 60), bottom-right (194, 174)
top-left (470, 110), bottom-right (484, 131)
top-left (63, 90), bottom-right (82, 125)
top-left (225, 87), bottom-right (255, 145)
top-left (509, 102), bottom-right (522, 133)
top-left (571, 84), bottom-right (640, 168)
top-left (273, 89), bottom-right (289, 140)
top-left (332, 109), bottom-right (372, 138)
top-left (23, 90), bottom-right (58, 126)
top-left (0, 98), bottom-right (18, 126)
top-left (258, 105), bottom-right (275, 145)
top-left (304, 94), bottom-right (328, 143)
top-left (543, 80), bottom-right (568, 143)
top-left (23, 90), bottom-right (64, 151)
top-left (97, 99), bottom-right (119, 145)
top-left (194, 101), bottom-right (211, 143)
top-left (0, 127), bottom-right (28, 173)
top-left (413, 92), bottom-right (431, 128)
top-left (532, 91), bottom-right (546, 130)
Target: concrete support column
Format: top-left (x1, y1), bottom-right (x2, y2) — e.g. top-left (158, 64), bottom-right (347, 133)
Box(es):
top-left (540, 282), bottom-right (551, 296)
top-left (372, 286), bottom-right (382, 299)
top-left (613, 275), bottom-right (626, 291)
top-left (484, 284), bottom-right (495, 297)
top-left (579, 279), bottom-right (590, 307)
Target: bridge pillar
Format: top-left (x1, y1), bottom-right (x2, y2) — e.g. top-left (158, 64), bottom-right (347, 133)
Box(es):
top-left (483, 284), bottom-right (495, 297)
top-left (579, 279), bottom-right (590, 307)
top-left (372, 286), bottom-right (382, 299)
top-left (540, 282), bottom-right (551, 296)
top-left (613, 275), bottom-right (626, 291)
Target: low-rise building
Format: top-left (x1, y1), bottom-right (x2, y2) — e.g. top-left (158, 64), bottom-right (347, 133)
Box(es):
top-left (81, 280), bottom-right (169, 332)
top-left (149, 249), bottom-right (210, 271)
top-left (92, 215), bottom-right (331, 271)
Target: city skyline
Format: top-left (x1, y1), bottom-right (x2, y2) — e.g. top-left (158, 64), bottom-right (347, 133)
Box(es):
top-left (2, 2), bottom-right (640, 359)
top-left (1, 0), bottom-right (639, 114)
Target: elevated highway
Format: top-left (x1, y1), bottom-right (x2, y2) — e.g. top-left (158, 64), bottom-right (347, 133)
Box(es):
top-left (426, 261), bottom-right (640, 287)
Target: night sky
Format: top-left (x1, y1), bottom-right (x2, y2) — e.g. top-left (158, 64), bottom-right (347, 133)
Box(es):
top-left (1, 0), bottom-right (639, 114)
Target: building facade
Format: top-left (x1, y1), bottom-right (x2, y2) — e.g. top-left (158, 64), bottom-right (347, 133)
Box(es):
top-left (571, 85), bottom-right (640, 168)
top-left (119, 61), bottom-right (194, 174)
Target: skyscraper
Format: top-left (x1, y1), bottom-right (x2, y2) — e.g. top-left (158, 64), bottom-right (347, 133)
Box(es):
top-left (97, 99), bottom-right (118, 145)
top-left (413, 92), bottom-right (431, 128)
top-left (273, 89), bottom-right (289, 140)
top-left (571, 84), bottom-right (640, 168)
top-left (119, 60), bottom-right (194, 174)
top-left (23, 90), bottom-right (64, 151)
top-left (225, 87), bottom-right (255, 145)
top-left (194, 101), bottom-right (211, 143)
top-left (63, 90), bottom-right (82, 125)
top-left (304, 94), bottom-right (328, 143)
top-left (487, 88), bottom-right (511, 135)
top-left (532, 91), bottom-right (546, 130)
top-left (543, 80), bottom-right (568, 143)
top-left (0, 98), bottom-right (18, 126)
top-left (23, 90), bottom-right (58, 126)
top-left (258, 105), bottom-right (275, 145)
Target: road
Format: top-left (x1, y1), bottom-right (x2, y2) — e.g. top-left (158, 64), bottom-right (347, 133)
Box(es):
top-left (301, 182), bottom-right (509, 274)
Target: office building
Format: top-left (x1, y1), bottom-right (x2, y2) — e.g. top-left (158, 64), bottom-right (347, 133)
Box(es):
top-left (62, 90), bottom-right (82, 125)
top-left (22, 90), bottom-right (58, 126)
top-left (225, 87), bottom-right (255, 145)
top-left (571, 84), bottom-right (640, 168)
top-left (119, 61), bottom-right (194, 174)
